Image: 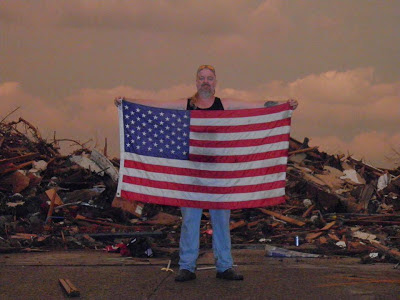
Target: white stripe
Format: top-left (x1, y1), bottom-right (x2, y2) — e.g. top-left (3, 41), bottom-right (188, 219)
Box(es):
top-left (121, 182), bottom-right (285, 202)
top-left (190, 126), bottom-right (290, 141)
top-left (190, 141), bottom-right (289, 156)
top-left (123, 152), bottom-right (288, 171)
top-left (191, 110), bottom-right (291, 126)
top-left (121, 168), bottom-right (286, 187)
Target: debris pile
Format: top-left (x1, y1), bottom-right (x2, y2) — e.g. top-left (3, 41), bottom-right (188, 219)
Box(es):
top-left (0, 118), bottom-right (399, 264)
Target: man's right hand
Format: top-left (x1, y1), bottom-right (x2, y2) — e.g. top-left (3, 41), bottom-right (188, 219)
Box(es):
top-left (114, 97), bottom-right (124, 107)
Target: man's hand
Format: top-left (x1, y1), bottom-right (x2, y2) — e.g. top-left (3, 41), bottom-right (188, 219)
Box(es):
top-left (114, 97), bottom-right (124, 107)
top-left (287, 99), bottom-right (298, 110)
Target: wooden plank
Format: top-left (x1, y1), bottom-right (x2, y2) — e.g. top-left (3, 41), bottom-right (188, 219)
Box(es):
top-left (302, 204), bottom-right (315, 218)
top-left (306, 232), bottom-right (324, 242)
top-left (258, 208), bottom-right (306, 227)
top-left (370, 240), bottom-right (400, 261)
top-left (59, 278), bottom-right (80, 297)
top-left (0, 153), bottom-right (39, 166)
top-left (288, 146), bottom-right (319, 156)
top-left (320, 221), bottom-right (336, 231)
top-left (229, 220), bottom-right (247, 230)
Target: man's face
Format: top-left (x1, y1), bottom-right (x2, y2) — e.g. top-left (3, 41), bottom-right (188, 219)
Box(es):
top-left (196, 69), bottom-right (217, 97)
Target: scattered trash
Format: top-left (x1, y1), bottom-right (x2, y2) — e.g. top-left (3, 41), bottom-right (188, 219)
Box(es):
top-left (0, 118), bottom-right (399, 265)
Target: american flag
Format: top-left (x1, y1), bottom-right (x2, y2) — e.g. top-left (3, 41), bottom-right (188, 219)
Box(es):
top-left (116, 100), bottom-right (293, 209)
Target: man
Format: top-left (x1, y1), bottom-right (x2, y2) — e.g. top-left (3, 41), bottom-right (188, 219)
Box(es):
top-left (115, 65), bottom-right (298, 282)
top-left (176, 65), bottom-right (298, 282)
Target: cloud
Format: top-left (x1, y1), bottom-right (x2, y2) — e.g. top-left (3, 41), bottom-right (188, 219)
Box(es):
top-left (1, 65), bottom-right (399, 168)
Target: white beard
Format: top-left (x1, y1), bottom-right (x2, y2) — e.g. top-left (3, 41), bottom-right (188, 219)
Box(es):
top-left (198, 86), bottom-right (214, 98)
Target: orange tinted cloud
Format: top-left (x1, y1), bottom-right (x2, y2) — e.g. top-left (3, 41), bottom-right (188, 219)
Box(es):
top-left (1, 66), bottom-right (399, 168)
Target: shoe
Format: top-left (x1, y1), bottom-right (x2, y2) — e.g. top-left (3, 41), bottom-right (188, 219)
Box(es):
top-left (216, 268), bottom-right (244, 280)
top-left (175, 269), bottom-right (196, 282)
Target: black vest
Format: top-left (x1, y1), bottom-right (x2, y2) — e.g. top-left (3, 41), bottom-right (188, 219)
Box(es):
top-left (186, 97), bottom-right (224, 111)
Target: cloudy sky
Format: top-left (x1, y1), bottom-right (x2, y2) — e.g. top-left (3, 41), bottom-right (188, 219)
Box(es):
top-left (1, 0), bottom-right (399, 168)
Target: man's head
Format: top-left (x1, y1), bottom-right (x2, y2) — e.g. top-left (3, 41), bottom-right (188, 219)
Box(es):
top-left (196, 65), bottom-right (217, 98)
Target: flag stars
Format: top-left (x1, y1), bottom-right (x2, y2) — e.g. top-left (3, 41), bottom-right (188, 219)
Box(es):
top-left (123, 103), bottom-right (189, 160)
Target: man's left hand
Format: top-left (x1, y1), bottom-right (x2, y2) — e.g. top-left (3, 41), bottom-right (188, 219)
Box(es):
top-left (287, 99), bottom-right (298, 110)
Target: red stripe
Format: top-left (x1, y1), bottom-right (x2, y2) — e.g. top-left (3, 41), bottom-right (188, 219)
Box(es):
top-left (190, 134), bottom-right (290, 148)
top-left (124, 160), bottom-right (287, 178)
top-left (121, 190), bottom-right (285, 209)
top-left (190, 118), bottom-right (291, 133)
top-left (190, 103), bottom-right (291, 119)
top-left (189, 149), bottom-right (288, 163)
top-left (123, 175), bottom-right (286, 194)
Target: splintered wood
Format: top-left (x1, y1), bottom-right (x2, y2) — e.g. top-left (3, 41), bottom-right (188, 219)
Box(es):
top-left (59, 278), bottom-right (80, 297)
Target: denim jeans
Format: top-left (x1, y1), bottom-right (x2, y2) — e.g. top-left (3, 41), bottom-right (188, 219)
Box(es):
top-left (178, 207), bottom-right (233, 273)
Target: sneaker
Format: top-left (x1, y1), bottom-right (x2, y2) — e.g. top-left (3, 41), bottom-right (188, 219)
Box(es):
top-left (175, 269), bottom-right (196, 282)
top-left (216, 268), bottom-right (244, 280)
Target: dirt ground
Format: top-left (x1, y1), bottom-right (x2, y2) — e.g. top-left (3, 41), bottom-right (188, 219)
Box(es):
top-left (1, 248), bottom-right (399, 300)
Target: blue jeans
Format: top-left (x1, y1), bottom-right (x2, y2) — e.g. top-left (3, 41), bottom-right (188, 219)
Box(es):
top-left (178, 207), bottom-right (233, 273)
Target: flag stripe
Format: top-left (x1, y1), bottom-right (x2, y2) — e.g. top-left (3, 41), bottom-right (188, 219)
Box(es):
top-left (120, 181), bottom-right (285, 202)
top-left (122, 166), bottom-right (286, 186)
top-left (124, 159), bottom-right (287, 179)
top-left (190, 118), bottom-right (291, 133)
top-left (123, 175), bottom-right (286, 194)
top-left (123, 152), bottom-right (288, 171)
top-left (190, 125), bottom-right (290, 141)
top-left (190, 141), bottom-right (289, 156)
top-left (190, 133), bottom-right (290, 148)
top-left (190, 103), bottom-right (290, 119)
top-left (121, 190), bottom-right (285, 209)
top-left (189, 149), bottom-right (288, 163)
